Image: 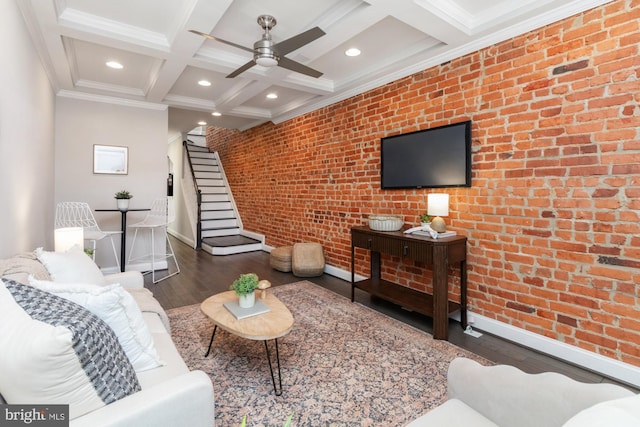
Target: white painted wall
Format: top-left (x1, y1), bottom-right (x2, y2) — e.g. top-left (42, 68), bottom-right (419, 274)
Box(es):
top-left (0, 0), bottom-right (55, 258)
top-left (55, 96), bottom-right (168, 270)
top-left (168, 137), bottom-right (196, 247)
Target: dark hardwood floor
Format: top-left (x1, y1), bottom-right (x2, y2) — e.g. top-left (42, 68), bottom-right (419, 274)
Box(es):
top-left (146, 236), bottom-right (637, 391)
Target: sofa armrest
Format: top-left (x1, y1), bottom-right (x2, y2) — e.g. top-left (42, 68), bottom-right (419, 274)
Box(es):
top-left (70, 370), bottom-right (214, 427)
top-left (104, 271), bottom-right (144, 289)
top-left (447, 358), bottom-right (634, 427)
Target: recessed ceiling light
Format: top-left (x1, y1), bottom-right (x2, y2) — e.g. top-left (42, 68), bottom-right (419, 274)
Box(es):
top-left (198, 121), bottom-right (207, 126)
top-left (106, 61), bottom-right (123, 69)
top-left (266, 93), bottom-right (278, 99)
top-left (198, 80), bottom-right (211, 87)
top-left (345, 48), bottom-right (361, 57)
top-left (211, 112), bottom-right (222, 117)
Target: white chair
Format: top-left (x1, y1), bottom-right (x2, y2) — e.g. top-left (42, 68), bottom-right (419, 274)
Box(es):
top-left (54, 202), bottom-right (122, 270)
top-left (126, 197), bottom-right (180, 283)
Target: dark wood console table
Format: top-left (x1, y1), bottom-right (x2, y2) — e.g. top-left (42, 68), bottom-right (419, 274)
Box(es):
top-left (350, 225), bottom-right (467, 340)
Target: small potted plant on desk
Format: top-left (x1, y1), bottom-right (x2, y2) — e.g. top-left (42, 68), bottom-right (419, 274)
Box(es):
top-left (115, 190), bottom-right (133, 211)
top-left (230, 273), bottom-right (259, 308)
top-left (419, 212), bottom-right (431, 227)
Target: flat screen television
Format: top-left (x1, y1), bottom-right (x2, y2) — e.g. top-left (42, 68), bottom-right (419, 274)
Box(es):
top-left (380, 120), bottom-right (472, 189)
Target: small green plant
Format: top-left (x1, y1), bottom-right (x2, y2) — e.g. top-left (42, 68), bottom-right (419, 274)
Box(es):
top-left (230, 273), bottom-right (259, 296)
top-left (114, 190), bottom-right (133, 199)
top-left (419, 212), bottom-right (431, 223)
top-left (240, 412), bottom-right (293, 426)
top-left (84, 248), bottom-right (94, 258)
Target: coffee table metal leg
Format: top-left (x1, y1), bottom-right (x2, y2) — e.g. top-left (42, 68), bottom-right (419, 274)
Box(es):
top-left (263, 339), bottom-right (283, 396)
top-left (205, 325), bottom-right (218, 357)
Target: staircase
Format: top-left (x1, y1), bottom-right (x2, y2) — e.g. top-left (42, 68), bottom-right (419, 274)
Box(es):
top-left (185, 143), bottom-right (263, 255)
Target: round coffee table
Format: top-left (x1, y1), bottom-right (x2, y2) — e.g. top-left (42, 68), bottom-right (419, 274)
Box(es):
top-left (200, 290), bottom-right (294, 395)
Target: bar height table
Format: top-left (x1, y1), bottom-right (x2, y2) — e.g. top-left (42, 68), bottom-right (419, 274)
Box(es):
top-left (95, 208), bottom-right (149, 272)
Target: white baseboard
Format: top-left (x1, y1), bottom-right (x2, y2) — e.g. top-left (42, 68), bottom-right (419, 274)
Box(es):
top-left (240, 229), bottom-right (265, 243)
top-left (328, 262), bottom-right (640, 388)
top-left (124, 260), bottom-right (169, 273)
top-left (101, 260), bottom-right (169, 276)
top-left (100, 266), bottom-right (122, 275)
top-left (467, 312), bottom-right (640, 388)
top-left (168, 229), bottom-right (195, 249)
top-left (324, 263), bottom-right (366, 282)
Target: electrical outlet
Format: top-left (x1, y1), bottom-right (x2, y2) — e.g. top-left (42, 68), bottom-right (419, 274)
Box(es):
top-left (464, 326), bottom-right (483, 338)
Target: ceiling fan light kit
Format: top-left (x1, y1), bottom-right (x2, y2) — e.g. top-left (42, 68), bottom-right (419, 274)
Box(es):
top-left (254, 16), bottom-right (279, 67)
top-left (191, 14), bottom-right (324, 78)
top-left (256, 56), bottom-right (278, 67)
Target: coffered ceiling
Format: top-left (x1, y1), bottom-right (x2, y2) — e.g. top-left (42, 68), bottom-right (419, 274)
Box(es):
top-left (17, 0), bottom-right (610, 138)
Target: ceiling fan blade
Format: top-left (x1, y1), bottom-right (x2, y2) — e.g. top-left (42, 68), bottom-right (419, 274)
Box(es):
top-left (277, 57), bottom-right (323, 78)
top-left (273, 27), bottom-right (325, 56)
top-left (189, 30), bottom-right (254, 54)
top-left (226, 59), bottom-right (257, 78)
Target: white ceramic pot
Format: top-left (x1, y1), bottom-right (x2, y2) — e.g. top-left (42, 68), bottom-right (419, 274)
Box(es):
top-left (117, 199), bottom-right (129, 211)
top-left (238, 292), bottom-right (255, 308)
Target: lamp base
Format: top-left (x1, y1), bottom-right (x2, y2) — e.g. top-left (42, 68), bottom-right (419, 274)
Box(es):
top-left (431, 216), bottom-right (447, 232)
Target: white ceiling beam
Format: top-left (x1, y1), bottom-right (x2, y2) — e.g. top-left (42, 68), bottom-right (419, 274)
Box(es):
top-left (147, 0), bottom-right (234, 102)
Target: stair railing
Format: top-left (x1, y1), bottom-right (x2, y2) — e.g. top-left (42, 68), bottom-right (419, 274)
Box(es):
top-left (183, 140), bottom-right (202, 249)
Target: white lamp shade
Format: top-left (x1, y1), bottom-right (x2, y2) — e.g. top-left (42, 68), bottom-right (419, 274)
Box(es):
top-left (427, 193), bottom-right (449, 217)
top-left (55, 227), bottom-right (84, 252)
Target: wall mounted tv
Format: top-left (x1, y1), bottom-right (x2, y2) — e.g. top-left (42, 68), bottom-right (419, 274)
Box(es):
top-left (380, 120), bottom-right (472, 189)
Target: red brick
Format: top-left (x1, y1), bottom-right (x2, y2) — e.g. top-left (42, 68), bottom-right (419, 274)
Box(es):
top-left (207, 2), bottom-right (640, 368)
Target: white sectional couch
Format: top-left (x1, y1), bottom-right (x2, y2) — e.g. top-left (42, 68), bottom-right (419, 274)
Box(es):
top-left (408, 357), bottom-right (639, 427)
top-left (0, 249), bottom-right (214, 427)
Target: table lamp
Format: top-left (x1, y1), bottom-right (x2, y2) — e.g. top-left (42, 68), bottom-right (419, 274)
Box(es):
top-left (428, 193), bottom-right (449, 232)
top-left (54, 227), bottom-right (84, 252)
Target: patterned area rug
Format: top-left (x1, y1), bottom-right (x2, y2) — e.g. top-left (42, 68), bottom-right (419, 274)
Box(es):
top-left (167, 281), bottom-right (489, 426)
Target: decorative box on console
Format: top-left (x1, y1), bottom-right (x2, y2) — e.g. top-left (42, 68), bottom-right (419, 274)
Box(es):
top-left (368, 215), bottom-right (404, 232)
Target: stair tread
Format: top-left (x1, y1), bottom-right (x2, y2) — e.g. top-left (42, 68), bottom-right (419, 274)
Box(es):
top-left (202, 235), bottom-right (261, 248)
top-left (202, 211), bottom-right (234, 214)
top-left (202, 226), bottom-right (240, 231)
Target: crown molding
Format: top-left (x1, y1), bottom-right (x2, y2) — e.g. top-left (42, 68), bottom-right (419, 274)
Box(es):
top-left (57, 90), bottom-right (167, 110)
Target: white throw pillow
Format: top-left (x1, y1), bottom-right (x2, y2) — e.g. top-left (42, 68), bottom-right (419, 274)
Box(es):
top-left (563, 395), bottom-right (640, 427)
top-left (0, 279), bottom-right (140, 419)
top-left (29, 277), bottom-right (163, 372)
top-left (35, 245), bottom-right (106, 285)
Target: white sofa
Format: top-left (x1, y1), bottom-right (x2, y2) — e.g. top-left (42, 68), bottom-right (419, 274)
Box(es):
top-left (0, 251), bottom-right (214, 427)
top-left (408, 357), bottom-right (639, 427)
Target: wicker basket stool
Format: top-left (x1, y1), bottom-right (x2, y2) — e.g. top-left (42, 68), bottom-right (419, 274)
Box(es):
top-left (292, 242), bottom-right (325, 277)
top-left (270, 246), bottom-right (293, 272)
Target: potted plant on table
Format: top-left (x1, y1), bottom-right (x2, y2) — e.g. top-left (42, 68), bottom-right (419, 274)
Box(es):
top-left (115, 190), bottom-right (133, 211)
top-left (419, 212), bottom-right (431, 227)
top-left (230, 273), bottom-right (259, 308)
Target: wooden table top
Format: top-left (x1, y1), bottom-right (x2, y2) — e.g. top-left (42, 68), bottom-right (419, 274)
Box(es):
top-left (200, 290), bottom-right (294, 341)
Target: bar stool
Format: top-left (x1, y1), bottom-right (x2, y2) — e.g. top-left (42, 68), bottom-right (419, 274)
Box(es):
top-left (54, 202), bottom-right (122, 270)
top-left (126, 197), bottom-right (180, 283)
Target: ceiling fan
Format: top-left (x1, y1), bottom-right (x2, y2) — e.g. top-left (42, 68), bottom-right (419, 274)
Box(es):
top-left (190, 15), bottom-right (325, 79)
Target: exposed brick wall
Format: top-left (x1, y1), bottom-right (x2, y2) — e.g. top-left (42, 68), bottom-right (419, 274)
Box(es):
top-left (208, 0), bottom-right (640, 366)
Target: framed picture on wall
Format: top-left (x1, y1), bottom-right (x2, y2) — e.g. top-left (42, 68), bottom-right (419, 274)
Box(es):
top-left (93, 144), bottom-right (128, 174)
